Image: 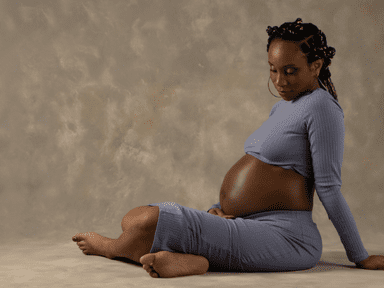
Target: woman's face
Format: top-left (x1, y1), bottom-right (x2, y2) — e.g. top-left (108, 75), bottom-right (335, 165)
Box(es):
top-left (268, 39), bottom-right (323, 101)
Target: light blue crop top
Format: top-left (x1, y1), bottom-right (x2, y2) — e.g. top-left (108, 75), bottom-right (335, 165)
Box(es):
top-left (208, 88), bottom-right (368, 263)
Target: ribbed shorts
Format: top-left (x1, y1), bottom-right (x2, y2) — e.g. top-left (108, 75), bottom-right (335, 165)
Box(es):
top-left (147, 202), bottom-right (322, 272)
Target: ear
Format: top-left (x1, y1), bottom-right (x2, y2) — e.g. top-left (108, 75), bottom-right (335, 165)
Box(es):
top-left (311, 58), bottom-right (324, 77)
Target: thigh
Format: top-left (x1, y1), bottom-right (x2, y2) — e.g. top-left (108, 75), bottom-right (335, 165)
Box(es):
top-left (147, 202), bottom-right (322, 272)
top-left (198, 212), bottom-right (302, 272)
top-left (220, 212), bottom-right (322, 272)
top-left (147, 202), bottom-right (259, 271)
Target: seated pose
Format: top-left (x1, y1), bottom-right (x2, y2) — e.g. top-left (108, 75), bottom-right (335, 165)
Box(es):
top-left (72, 18), bottom-right (384, 278)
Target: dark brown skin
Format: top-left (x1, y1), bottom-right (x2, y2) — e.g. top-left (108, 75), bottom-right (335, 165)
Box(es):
top-left (216, 39), bottom-right (322, 218)
top-left (268, 39), bottom-right (324, 101)
top-left (211, 38), bottom-right (384, 269)
top-left (219, 154), bottom-right (314, 218)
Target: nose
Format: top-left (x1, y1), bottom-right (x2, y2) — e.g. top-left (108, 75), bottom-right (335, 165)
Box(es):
top-left (275, 73), bottom-right (289, 87)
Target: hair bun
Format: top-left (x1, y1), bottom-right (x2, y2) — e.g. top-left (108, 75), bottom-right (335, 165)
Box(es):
top-left (325, 47), bottom-right (336, 59)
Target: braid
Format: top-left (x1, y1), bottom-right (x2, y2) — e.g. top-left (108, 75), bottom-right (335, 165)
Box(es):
top-left (266, 18), bottom-right (338, 101)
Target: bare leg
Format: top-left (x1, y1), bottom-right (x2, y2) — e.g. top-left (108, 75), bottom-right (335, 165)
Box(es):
top-left (72, 206), bottom-right (159, 263)
top-left (72, 205), bottom-right (210, 278)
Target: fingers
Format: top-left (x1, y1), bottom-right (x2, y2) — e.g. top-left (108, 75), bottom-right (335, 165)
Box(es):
top-left (216, 208), bottom-right (225, 217)
top-left (217, 209), bottom-right (235, 219)
top-left (209, 208), bottom-right (220, 216)
top-left (208, 208), bottom-right (236, 219)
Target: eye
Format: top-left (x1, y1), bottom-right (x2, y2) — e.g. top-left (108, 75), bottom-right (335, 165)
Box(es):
top-left (269, 68), bottom-right (296, 75)
top-left (286, 68), bottom-right (296, 75)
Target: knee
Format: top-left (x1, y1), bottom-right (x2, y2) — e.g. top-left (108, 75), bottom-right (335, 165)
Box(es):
top-left (121, 206), bottom-right (159, 231)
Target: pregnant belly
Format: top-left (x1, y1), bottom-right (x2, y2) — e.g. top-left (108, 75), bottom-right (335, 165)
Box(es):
top-left (219, 154), bottom-right (314, 218)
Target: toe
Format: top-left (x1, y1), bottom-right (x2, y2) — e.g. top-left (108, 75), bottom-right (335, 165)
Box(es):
top-left (140, 253), bottom-right (155, 266)
top-left (73, 235), bottom-right (85, 242)
top-left (150, 271), bottom-right (159, 278)
top-left (142, 264), bottom-right (150, 272)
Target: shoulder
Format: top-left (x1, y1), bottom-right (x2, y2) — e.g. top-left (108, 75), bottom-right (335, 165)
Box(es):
top-left (269, 99), bottom-right (284, 116)
top-left (301, 88), bottom-right (344, 118)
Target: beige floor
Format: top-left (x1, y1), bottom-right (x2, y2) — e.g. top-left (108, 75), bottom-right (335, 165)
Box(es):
top-left (1, 240), bottom-right (382, 288)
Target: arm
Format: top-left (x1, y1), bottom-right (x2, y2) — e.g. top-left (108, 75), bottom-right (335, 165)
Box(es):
top-left (317, 187), bottom-right (369, 263)
top-left (307, 96), bottom-right (368, 264)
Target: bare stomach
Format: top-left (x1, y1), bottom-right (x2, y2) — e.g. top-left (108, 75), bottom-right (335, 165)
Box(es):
top-left (220, 154), bottom-right (315, 218)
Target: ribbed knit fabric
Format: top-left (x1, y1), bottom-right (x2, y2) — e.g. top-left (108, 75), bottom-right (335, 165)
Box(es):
top-left (208, 88), bottom-right (368, 264)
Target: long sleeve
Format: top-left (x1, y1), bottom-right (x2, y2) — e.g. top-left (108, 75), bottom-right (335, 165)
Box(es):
top-left (207, 201), bottom-right (221, 213)
top-left (307, 96), bottom-right (368, 263)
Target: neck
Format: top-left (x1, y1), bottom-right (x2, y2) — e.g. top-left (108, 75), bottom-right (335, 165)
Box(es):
top-left (292, 82), bottom-right (320, 101)
top-left (305, 79), bottom-right (321, 95)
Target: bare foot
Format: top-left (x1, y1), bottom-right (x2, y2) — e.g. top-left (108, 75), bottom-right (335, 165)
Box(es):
top-left (139, 251), bottom-right (209, 278)
top-left (72, 232), bottom-right (116, 259)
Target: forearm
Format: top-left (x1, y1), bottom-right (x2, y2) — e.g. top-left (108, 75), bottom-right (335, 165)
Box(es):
top-left (321, 190), bottom-right (369, 263)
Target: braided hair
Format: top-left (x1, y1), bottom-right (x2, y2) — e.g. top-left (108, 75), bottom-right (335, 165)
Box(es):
top-left (266, 18), bottom-right (338, 101)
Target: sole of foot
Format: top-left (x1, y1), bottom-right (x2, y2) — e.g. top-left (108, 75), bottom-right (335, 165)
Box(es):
top-left (72, 232), bottom-right (116, 259)
top-left (139, 251), bottom-right (209, 278)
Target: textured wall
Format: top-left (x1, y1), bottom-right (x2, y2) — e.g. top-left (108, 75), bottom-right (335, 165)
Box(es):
top-left (0, 0), bottom-right (383, 246)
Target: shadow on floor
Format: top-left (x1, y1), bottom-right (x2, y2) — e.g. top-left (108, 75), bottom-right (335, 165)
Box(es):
top-left (109, 250), bottom-right (360, 275)
top-left (203, 251), bottom-right (360, 275)
top-left (112, 256), bottom-right (143, 267)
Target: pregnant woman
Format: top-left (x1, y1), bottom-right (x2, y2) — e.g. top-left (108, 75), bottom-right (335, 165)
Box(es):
top-left (72, 18), bottom-right (384, 278)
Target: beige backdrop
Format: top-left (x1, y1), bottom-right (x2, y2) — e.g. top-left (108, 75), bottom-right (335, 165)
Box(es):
top-left (0, 0), bottom-right (383, 251)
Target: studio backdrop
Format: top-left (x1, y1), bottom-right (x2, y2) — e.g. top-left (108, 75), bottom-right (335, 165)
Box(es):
top-left (0, 0), bottom-right (383, 248)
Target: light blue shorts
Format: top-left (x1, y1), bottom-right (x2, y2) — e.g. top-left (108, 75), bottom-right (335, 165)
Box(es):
top-left (147, 202), bottom-right (322, 272)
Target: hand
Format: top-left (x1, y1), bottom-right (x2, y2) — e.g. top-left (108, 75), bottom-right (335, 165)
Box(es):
top-left (208, 208), bottom-right (236, 220)
top-left (356, 255), bottom-right (384, 270)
